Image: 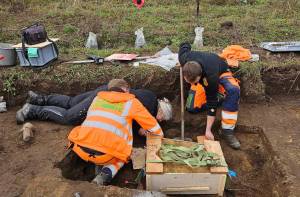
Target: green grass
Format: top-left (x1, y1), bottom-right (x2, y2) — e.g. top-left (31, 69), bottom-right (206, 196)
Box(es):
top-left (0, 0), bottom-right (299, 97)
top-left (1, 0), bottom-right (299, 50)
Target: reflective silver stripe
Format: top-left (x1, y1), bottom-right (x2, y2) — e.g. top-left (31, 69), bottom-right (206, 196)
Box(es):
top-left (122, 100), bottom-right (133, 116)
top-left (87, 110), bottom-right (127, 126)
top-left (127, 124), bottom-right (133, 135)
top-left (127, 125), bottom-right (133, 145)
top-left (222, 122), bottom-right (235, 130)
top-left (117, 161), bottom-right (125, 168)
top-left (103, 165), bottom-right (118, 177)
top-left (82, 120), bottom-right (128, 140)
top-left (148, 123), bottom-right (161, 133)
top-left (222, 111), bottom-right (238, 120)
top-left (127, 139), bottom-right (133, 145)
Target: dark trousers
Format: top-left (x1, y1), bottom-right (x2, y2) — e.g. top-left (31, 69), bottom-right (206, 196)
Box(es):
top-left (32, 86), bottom-right (107, 125)
top-left (57, 150), bottom-right (95, 181)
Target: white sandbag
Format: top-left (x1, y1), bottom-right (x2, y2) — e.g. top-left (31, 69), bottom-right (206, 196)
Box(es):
top-left (85, 32), bottom-right (98, 49)
top-left (0, 102), bottom-right (7, 113)
top-left (193, 27), bottom-right (204, 48)
top-left (135, 27), bottom-right (146, 48)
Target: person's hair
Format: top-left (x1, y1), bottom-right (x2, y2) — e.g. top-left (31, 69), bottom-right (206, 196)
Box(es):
top-left (182, 61), bottom-right (202, 82)
top-left (158, 98), bottom-right (173, 121)
top-left (107, 79), bottom-right (130, 91)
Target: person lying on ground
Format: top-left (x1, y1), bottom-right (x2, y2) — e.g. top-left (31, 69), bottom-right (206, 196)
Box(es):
top-left (66, 79), bottom-right (163, 185)
top-left (16, 83), bottom-right (172, 135)
top-left (179, 42), bottom-right (241, 149)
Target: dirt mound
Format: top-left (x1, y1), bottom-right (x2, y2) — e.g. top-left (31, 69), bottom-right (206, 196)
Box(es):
top-left (263, 67), bottom-right (300, 95)
top-left (23, 175), bottom-right (164, 197)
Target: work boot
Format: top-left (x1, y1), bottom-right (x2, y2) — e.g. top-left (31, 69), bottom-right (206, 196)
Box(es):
top-left (222, 129), bottom-right (241, 150)
top-left (26, 91), bottom-right (46, 106)
top-left (16, 103), bottom-right (34, 124)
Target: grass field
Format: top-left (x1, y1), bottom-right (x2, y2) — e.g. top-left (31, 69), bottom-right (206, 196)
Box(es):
top-left (1, 0), bottom-right (299, 55)
top-left (0, 0), bottom-right (299, 97)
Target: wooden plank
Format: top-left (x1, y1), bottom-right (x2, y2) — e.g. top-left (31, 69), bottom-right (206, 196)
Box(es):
top-left (162, 138), bottom-right (196, 147)
top-left (197, 135), bottom-right (205, 144)
top-left (217, 174), bottom-right (227, 196)
top-left (147, 173), bottom-right (223, 195)
top-left (197, 137), bottom-right (228, 174)
top-left (161, 186), bottom-right (210, 192)
top-left (13, 38), bottom-right (59, 48)
top-left (146, 136), bottom-right (163, 174)
top-left (130, 148), bottom-right (146, 170)
top-left (204, 139), bottom-right (224, 157)
top-left (164, 162), bottom-right (210, 173)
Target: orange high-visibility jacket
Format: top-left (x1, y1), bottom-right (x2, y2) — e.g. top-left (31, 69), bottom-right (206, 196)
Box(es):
top-left (68, 91), bottom-right (163, 162)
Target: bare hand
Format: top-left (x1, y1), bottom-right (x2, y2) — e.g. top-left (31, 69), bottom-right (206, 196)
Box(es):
top-left (205, 130), bottom-right (215, 141)
top-left (138, 128), bottom-right (147, 136)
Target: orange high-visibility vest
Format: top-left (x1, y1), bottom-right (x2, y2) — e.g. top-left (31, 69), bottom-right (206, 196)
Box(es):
top-left (188, 72), bottom-right (239, 108)
top-left (68, 91), bottom-right (163, 162)
top-left (191, 83), bottom-right (207, 109)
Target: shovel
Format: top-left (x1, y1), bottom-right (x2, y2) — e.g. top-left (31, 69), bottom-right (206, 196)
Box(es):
top-left (180, 66), bottom-right (185, 140)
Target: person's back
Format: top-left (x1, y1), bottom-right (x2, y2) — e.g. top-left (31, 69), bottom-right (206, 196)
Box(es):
top-left (69, 91), bottom-right (136, 161)
top-left (68, 79), bottom-right (163, 185)
top-left (178, 43), bottom-right (241, 149)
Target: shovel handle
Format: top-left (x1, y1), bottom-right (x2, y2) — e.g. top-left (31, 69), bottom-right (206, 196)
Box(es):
top-left (180, 66), bottom-right (185, 140)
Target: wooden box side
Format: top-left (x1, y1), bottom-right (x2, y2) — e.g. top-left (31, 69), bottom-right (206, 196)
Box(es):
top-left (197, 136), bottom-right (228, 174)
top-left (146, 173), bottom-right (226, 196)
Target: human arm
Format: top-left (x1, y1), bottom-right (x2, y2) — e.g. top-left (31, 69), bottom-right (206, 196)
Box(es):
top-left (205, 115), bottom-right (215, 140)
top-left (130, 89), bottom-right (158, 135)
top-left (129, 99), bottom-right (163, 137)
top-left (178, 42), bottom-right (192, 66)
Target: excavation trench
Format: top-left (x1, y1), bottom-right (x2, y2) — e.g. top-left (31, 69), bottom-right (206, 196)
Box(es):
top-left (57, 118), bottom-right (288, 197)
top-left (0, 64), bottom-right (297, 196)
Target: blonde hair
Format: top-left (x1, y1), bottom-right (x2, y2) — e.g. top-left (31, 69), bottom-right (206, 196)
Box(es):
top-left (107, 79), bottom-right (129, 90)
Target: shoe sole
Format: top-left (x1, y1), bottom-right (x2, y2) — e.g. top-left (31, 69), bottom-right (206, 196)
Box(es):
top-left (16, 109), bottom-right (25, 124)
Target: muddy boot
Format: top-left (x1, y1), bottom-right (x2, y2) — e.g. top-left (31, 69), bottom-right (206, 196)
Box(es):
top-left (16, 103), bottom-right (35, 124)
top-left (222, 129), bottom-right (240, 150)
top-left (26, 91), bottom-right (47, 105)
top-left (92, 167), bottom-right (112, 186)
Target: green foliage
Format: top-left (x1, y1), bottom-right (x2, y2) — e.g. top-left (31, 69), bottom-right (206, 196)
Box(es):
top-left (0, 0), bottom-right (299, 51)
top-left (0, 0), bottom-right (299, 98)
top-left (63, 24), bottom-right (77, 34)
top-left (2, 71), bottom-right (26, 95)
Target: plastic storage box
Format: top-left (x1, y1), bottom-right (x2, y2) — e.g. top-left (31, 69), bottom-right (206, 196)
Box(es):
top-left (0, 43), bottom-right (17, 66)
top-left (13, 38), bottom-right (58, 67)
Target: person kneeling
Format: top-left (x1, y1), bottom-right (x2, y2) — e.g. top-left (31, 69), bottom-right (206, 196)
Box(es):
top-left (67, 79), bottom-right (163, 185)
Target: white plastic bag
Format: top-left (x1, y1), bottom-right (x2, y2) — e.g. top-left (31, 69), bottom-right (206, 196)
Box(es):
top-left (135, 27), bottom-right (146, 48)
top-left (193, 27), bottom-right (204, 48)
top-left (0, 102), bottom-right (7, 113)
top-left (85, 32), bottom-right (98, 49)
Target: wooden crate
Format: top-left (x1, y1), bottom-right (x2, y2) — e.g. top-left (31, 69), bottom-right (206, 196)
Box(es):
top-left (146, 136), bottom-right (228, 196)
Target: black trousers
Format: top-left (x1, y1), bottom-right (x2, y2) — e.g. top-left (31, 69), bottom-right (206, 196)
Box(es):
top-left (31, 86), bottom-right (107, 125)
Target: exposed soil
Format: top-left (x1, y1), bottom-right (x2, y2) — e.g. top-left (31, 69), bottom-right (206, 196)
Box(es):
top-left (0, 102), bottom-right (292, 197)
top-left (0, 64), bottom-right (181, 107)
top-left (0, 63), bottom-right (299, 196)
top-left (262, 67), bottom-right (300, 95)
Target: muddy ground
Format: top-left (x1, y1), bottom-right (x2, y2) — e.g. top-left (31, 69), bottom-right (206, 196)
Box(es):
top-left (0, 95), bottom-right (299, 197)
top-left (0, 51), bottom-right (300, 196)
